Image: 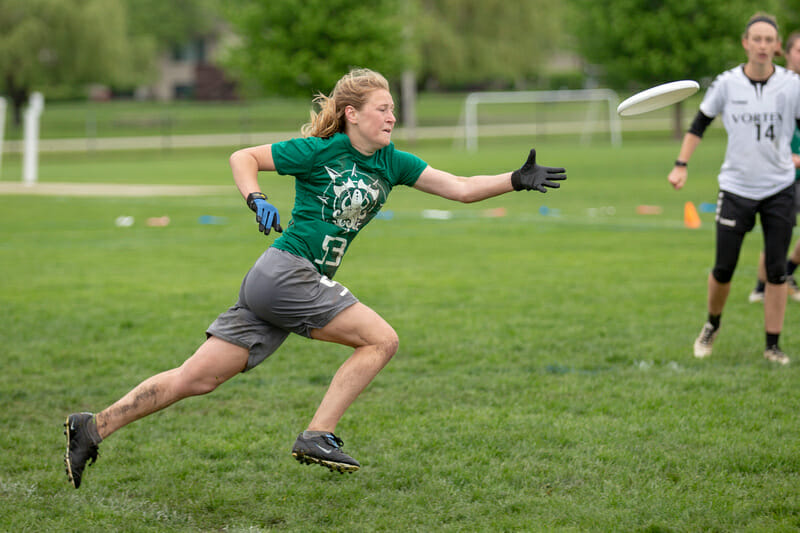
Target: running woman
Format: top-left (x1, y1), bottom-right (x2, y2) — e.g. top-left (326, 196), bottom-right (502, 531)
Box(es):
top-left (668, 13), bottom-right (800, 365)
top-left (64, 68), bottom-right (567, 488)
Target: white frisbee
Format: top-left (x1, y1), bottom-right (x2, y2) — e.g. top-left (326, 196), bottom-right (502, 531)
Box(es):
top-left (617, 80), bottom-right (700, 116)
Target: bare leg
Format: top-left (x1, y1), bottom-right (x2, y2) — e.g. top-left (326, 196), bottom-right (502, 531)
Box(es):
top-left (764, 281), bottom-right (787, 333)
top-left (757, 251), bottom-right (767, 284)
top-left (95, 336), bottom-right (249, 439)
top-left (790, 240), bottom-right (800, 264)
top-left (306, 303), bottom-right (399, 433)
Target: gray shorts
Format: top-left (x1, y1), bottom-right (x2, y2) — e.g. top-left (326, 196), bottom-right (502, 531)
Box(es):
top-left (207, 247), bottom-right (358, 371)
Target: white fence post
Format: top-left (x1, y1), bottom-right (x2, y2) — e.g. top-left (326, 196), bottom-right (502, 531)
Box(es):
top-left (23, 92), bottom-right (44, 186)
top-left (464, 93), bottom-right (479, 152)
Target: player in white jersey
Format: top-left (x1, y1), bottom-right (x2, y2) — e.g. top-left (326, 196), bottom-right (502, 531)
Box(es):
top-left (668, 13), bottom-right (800, 365)
top-left (750, 31), bottom-right (800, 303)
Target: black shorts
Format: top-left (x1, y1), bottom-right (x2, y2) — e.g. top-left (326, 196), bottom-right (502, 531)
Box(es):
top-left (715, 185), bottom-right (795, 235)
top-left (794, 181), bottom-right (800, 218)
top-left (712, 185), bottom-right (795, 284)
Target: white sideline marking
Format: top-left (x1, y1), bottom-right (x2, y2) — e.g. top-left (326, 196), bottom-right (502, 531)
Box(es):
top-left (0, 182), bottom-right (229, 197)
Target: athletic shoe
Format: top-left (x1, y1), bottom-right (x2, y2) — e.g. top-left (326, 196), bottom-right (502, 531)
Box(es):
top-left (693, 322), bottom-right (719, 358)
top-left (764, 346), bottom-right (790, 365)
top-left (748, 289), bottom-right (765, 303)
top-left (291, 432), bottom-right (360, 473)
top-left (64, 412), bottom-right (100, 489)
top-left (788, 276), bottom-right (800, 302)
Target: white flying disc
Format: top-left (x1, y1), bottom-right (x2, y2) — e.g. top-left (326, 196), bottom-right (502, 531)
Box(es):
top-left (617, 80), bottom-right (700, 116)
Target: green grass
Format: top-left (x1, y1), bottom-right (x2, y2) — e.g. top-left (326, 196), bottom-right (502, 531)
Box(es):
top-left (2, 132), bottom-right (800, 531)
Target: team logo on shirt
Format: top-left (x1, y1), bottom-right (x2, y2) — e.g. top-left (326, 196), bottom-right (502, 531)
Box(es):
top-left (320, 164), bottom-right (387, 231)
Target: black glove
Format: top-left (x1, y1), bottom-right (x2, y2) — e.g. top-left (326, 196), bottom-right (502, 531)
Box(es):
top-left (246, 192), bottom-right (283, 235)
top-left (511, 149), bottom-right (567, 193)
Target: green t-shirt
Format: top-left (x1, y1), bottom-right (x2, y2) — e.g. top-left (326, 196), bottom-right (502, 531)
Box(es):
top-left (270, 133), bottom-right (428, 278)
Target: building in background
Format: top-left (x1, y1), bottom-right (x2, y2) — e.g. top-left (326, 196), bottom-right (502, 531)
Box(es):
top-left (139, 30), bottom-right (238, 101)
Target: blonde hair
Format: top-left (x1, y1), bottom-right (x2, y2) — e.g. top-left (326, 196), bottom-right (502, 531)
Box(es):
top-left (301, 68), bottom-right (390, 138)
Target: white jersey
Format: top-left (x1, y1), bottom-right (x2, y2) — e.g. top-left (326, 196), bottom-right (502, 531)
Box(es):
top-left (700, 64), bottom-right (800, 200)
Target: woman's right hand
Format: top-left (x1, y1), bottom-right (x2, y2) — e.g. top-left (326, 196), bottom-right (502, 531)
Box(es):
top-left (668, 166), bottom-right (688, 190)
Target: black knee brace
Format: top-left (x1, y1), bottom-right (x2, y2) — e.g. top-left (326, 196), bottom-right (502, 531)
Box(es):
top-left (765, 259), bottom-right (788, 284)
top-left (712, 265), bottom-right (734, 284)
top-left (713, 228), bottom-right (745, 284)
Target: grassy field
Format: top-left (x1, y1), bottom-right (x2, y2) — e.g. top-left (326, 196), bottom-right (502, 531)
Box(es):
top-left (2, 129), bottom-right (800, 531)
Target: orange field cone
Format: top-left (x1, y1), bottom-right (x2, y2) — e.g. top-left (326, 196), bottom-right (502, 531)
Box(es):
top-left (684, 201), bottom-right (701, 229)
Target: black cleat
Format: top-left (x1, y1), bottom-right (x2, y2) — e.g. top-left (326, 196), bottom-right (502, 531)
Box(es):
top-left (64, 412), bottom-right (100, 489)
top-left (291, 432), bottom-right (360, 473)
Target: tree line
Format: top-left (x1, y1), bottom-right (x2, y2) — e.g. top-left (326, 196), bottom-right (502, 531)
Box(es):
top-left (2, 0), bottom-right (799, 127)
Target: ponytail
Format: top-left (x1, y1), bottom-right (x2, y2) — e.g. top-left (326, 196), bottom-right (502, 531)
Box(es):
top-left (301, 93), bottom-right (343, 138)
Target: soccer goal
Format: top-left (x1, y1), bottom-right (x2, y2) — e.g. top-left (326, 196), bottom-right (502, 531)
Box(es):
top-left (462, 89), bottom-right (622, 151)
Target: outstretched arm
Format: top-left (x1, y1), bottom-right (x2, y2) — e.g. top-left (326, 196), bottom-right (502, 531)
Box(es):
top-left (413, 166), bottom-right (514, 203)
top-left (413, 149), bottom-right (566, 203)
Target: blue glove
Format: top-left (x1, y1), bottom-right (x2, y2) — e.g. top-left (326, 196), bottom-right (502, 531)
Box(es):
top-left (246, 192), bottom-right (283, 235)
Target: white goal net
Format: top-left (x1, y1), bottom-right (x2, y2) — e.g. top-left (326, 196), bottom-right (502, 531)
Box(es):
top-left (461, 89), bottom-right (622, 151)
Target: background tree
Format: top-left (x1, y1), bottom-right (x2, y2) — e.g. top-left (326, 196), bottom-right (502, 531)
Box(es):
top-left (778, 0), bottom-right (800, 38)
top-left (123, 0), bottom-right (221, 50)
top-left (0, 0), bottom-right (136, 126)
top-left (569, 0), bottom-right (784, 137)
top-left (220, 0), bottom-right (405, 98)
top-left (414, 0), bottom-right (564, 90)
